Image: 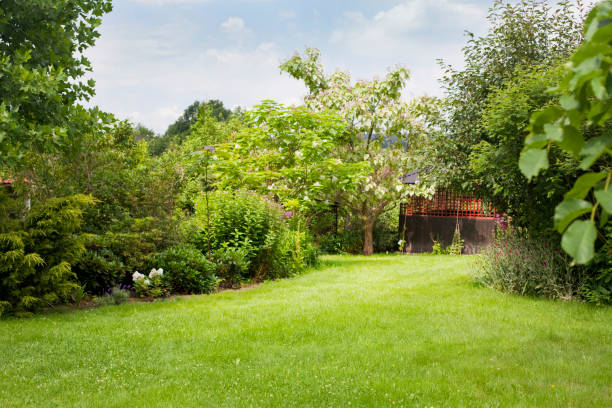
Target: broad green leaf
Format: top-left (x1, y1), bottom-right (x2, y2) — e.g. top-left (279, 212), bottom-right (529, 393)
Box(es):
top-left (559, 95), bottom-right (580, 110)
top-left (594, 189), bottom-right (612, 214)
top-left (543, 123), bottom-right (563, 142)
top-left (558, 125), bottom-right (584, 155)
top-left (564, 172), bottom-right (607, 200)
top-left (561, 220), bottom-right (597, 264)
top-left (591, 75), bottom-right (608, 100)
top-left (580, 132), bottom-right (612, 169)
top-left (519, 148), bottom-right (549, 181)
top-left (554, 199), bottom-right (593, 232)
top-left (528, 106), bottom-right (563, 133)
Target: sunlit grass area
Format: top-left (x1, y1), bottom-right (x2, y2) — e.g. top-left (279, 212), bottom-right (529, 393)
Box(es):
top-left (1, 255), bottom-right (611, 407)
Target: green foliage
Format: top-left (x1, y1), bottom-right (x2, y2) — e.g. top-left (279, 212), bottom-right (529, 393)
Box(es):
top-left (447, 228), bottom-right (464, 256)
top-left (431, 239), bottom-right (447, 255)
top-left (580, 224), bottom-right (612, 304)
top-left (0, 194), bottom-right (94, 316)
top-left (94, 287), bottom-right (129, 306)
top-left (132, 269), bottom-right (168, 299)
top-left (317, 231), bottom-right (363, 255)
top-left (435, 0), bottom-right (585, 189)
top-left (73, 217), bottom-right (179, 293)
top-left (474, 227), bottom-right (585, 299)
top-left (192, 190), bottom-right (284, 273)
top-left (147, 100), bottom-right (235, 156)
top-left (0, 0), bottom-right (113, 169)
top-left (280, 49), bottom-right (434, 255)
top-left (270, 230), bottom-right (319, 280)
top-left (191, 190), bottom-right (316, 282)
top-left (470, 63), bottom-right (581, 235)
top-left (150, 244), bottom-right (217, 294)
top-left (521, 1), bottom-right (612, 264)
top-left (211, 246), bottom-right (249, 288)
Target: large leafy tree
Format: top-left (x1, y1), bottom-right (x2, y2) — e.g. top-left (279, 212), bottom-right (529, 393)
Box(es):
top-left (0, 0), bottom-right (113, 169)
top-left (435, 0), bottom-right (585, 191)
top-left (280, 48), bottom-right (433, 255)
top-left (520, 0), bottom-right (612, 264)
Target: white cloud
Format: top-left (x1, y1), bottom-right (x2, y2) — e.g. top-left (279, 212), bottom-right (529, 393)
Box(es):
top-left (221, 17), bottom-right (248, 34)
top-left (330, 0), bottom-right (484, 58)
top-left (123, 106), bottom-right (183, 133)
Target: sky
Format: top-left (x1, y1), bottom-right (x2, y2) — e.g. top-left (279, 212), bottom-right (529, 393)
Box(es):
top-left (85, 0), bottom-right (495, 133)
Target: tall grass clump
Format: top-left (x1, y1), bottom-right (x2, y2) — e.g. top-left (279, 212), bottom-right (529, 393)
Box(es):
top-left (474, 226), bottom-right (586, 300)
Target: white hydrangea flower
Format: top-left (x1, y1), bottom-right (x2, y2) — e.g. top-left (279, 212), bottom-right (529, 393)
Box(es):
top-left (149, 268), bottom-right (164, 278)
top-left (132, 271), bottom-right (145, 282)
top-left (144, 279), bottom-right (150, 286)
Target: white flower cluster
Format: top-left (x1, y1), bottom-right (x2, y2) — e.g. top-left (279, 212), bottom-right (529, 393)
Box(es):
top-left (149, 268), bottom-right (164, 278)
top-left (132, 271), bottom-right (145, 281)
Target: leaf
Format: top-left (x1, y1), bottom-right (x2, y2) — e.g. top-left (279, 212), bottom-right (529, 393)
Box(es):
top-left (564, 172), bottom-right (607, 200)
top-left (554, 199), bottom-right (593, 232)
top-left (519, 149), bottom-right (549, 181)
top-left (543, 123), bottom-right (563, 142)
top-left (594, 189), bottom-right (612, 214)
top-left (561, 220), bottom-right (597, 264)
top-left (591, 75), bottom-right (608, 100)
top-left (559, 95), bottom-right (580, 110)
top-left (557, 125), bottom-right (584, 155)
top-left (580, 132), bottom-right (612, 169)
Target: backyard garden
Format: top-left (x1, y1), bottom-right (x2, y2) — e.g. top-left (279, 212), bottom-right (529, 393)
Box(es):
top-left (1, 0), bottom-right (612, 406)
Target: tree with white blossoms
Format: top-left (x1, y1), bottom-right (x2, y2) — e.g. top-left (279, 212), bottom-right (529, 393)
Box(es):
top-left (279, 48), bottom-right (434, 255)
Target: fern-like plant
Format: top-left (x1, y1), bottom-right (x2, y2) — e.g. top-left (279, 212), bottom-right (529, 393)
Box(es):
top-left (0, 194), bottom-right (95, 316)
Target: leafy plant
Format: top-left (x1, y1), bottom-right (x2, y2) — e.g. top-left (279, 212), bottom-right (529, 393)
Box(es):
top-left (447, 227), bottom-right (464, 256)
top-left (0, 194), bottom-right (95, 316)
top-left (211, 246), bottom-right (249, 288)
top-left (95, 287), bottom-right (130, 306)
top-left (132, 269), bottom-right (168, 299)
top-left (520, 1), bottom-right (612, 264)
top-left (150, 244), bottom-right (217, 294)
top-left (474, 227), bottom-right (585, 300)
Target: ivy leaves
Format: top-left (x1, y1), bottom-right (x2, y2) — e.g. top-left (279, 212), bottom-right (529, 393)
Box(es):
top-left (520, 1), bottom-right (612, 264)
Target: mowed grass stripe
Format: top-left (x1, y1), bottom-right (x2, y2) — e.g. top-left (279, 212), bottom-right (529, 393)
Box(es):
top-left (1, 255), bottom-right (611, 407)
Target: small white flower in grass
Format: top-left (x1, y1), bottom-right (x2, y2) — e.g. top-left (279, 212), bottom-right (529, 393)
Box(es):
top-left (234, 143), bottom-right (241, 149)
top-left (312, 140), bottom-right (321, 147)
top-left (313, 181), bottom-right (321, 187)
top-left (295, 150), bottom-right (303, 158)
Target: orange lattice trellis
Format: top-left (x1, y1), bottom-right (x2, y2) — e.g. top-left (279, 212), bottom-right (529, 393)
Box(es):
top-left (401, 189), bottom-right (495, 218)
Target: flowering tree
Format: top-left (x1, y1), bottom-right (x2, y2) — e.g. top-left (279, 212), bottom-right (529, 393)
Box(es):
top-left (279, 48), bottom-right (433, 255)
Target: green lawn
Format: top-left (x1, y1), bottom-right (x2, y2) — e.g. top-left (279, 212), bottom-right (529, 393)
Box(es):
top-left (1, 255), bottom-right (611, 407)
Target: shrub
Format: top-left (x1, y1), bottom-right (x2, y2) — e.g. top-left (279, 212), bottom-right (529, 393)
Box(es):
top-left (431, 239), bottom-right (447, 255)
top-left (0, 195), bottom-right (94, 316)
top-left (192, 191), bottom-right (285, 279)
top-left (73, 217), bottom-right (180, 294)
top-left (474, 227), bottom-right (586, 300)
top-left (211, 246), bottom-right (249, 288)
top-left (150, 244), bottom-right (217, 294)
top-left (131, 269), bottom-right (169, 299)
top-left (317, 231), bottom-right (363, 254)
top-left (270, 230), bottom-right (319, 279)
top-left (447, 227), bottom-right (464, 255)
top-left (95, 287), bottom-right (130, 306)
top-left (580, 225), bottom-right (612, 305)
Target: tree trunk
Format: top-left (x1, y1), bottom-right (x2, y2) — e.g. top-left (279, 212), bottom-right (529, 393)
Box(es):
top-left (363, 218), bottom-right (374, 256)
